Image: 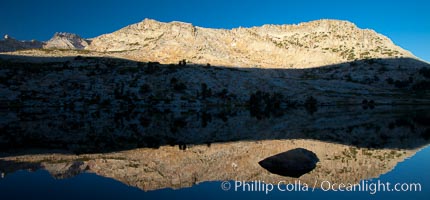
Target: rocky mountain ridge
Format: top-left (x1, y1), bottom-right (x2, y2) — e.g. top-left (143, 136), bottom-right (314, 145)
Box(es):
top-left (0, 19), bottom-right (419, 68)
top-left (87, 19), bottom-right (415, 68)
top-left (0, 32), bottom-right (88, 52)
top-left (0, 35), bottom-right (43, 52)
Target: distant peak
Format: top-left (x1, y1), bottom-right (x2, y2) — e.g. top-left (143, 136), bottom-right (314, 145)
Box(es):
top-left (256, 19), bottom-right (358, 30)
top-left (305, 19), bottom-right (357, 27)
top-left (52, 32), bottom-right (82, 38)
top-left (3, 34), bottom-right (14, 40)
top-left (140, 18), bottom-right (192, 26)
top-left (309, 19), bottom-right (356, 24)
top-left (140, 18), bottom-right (164, 25)
top-left (170, 20), bottom-right (193, 26)
top-left (142, 18), bottom-right (157, 23)
top-left (44, 32), bottom-right (88, 50)
top-left (54, 32), bottom-right (68, 37)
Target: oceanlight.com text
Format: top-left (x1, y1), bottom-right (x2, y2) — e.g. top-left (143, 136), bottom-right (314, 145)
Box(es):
top-left (220, 180), bottom-right (422, 195)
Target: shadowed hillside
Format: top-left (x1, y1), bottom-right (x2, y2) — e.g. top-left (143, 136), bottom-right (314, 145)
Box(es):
top-left (1, 55), bottom-right (429, 110)
top-left (1, 55), bottom-right (429, 153)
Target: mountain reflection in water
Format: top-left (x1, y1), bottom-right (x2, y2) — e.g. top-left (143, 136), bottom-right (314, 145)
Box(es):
top-left (0, 105), bottom-right (429, 195)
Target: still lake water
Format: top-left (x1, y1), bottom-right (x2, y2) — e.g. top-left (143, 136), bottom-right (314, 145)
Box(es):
top-left (0, 105), bottom-right (429, 199)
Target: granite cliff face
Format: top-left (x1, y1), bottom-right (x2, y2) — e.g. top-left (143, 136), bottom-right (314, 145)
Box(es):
top-left (87, 19), bottom-right (415, 68)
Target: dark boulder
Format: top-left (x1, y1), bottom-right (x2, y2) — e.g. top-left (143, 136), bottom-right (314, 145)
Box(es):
top-left (258, 148), bottom-right (319, 178)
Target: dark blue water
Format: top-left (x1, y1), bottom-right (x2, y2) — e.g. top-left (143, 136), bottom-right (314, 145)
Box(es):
top-left (1, 106), bottom-right (429, 199)
top-left (1, 146), bottom-right (428, 200)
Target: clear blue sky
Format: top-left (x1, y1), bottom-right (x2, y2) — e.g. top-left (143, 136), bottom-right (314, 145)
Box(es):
top-left (0, 0), bottom-right (429, 61)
